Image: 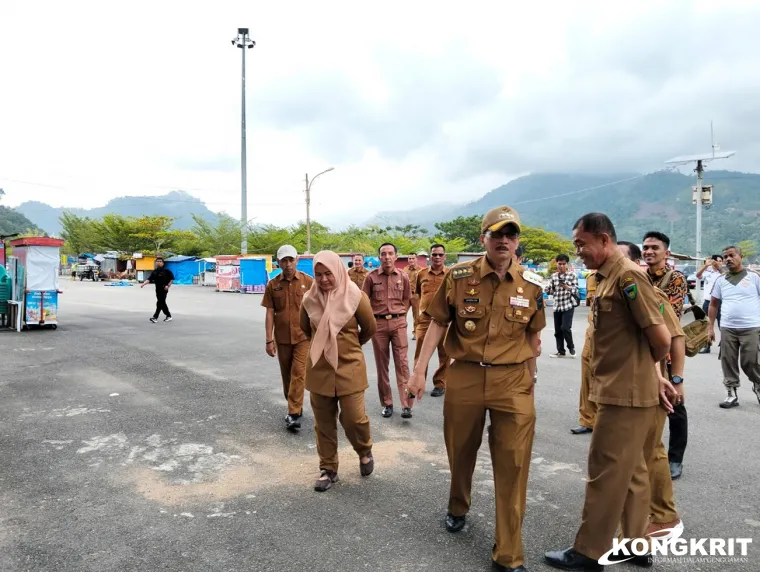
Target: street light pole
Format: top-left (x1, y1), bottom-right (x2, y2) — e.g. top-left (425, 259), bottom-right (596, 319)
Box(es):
top-left (304, 167), bottom-right (334, 254)
top-left (231, 28), bottom-right (255, 255)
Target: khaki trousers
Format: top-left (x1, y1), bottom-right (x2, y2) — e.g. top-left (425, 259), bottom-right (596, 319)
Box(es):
top-left (410, 295), bottom-right (420, 330)
top-left (578, 350), bottom-right (598, 429)
top-left (414, 319), bottom-right (450, 389)
top-left (647, 407), bottom-right (679, 524)
top-left (574, 404), bottom-right (658, 560)
top-left (371, 317), bottom-right (411, 409)
top-left (719, 327), bottom-right (760, 389)
top-left (310, 391), bottom-right (373, 473)
top-left (276, 341), bottom-right (308, 414)
top-left (444, 360), bottom-right (535, 569)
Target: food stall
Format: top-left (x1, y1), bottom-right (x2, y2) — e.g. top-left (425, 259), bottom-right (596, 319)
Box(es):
top-left (8, 237), bottom-right (64, 330)
top-left (215, 255), bottom-right (241, 292)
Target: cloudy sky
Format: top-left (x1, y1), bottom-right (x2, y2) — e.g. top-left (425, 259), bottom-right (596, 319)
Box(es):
top-left (0, 0), bottom-right (757, 227)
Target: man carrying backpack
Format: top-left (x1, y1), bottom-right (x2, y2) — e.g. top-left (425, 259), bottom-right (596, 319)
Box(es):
top-left (642, 231), bottom-right (688, 480)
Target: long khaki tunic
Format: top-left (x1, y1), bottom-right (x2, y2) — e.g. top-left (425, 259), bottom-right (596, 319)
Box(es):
top-left (299, 293), bottom-right (377, 397)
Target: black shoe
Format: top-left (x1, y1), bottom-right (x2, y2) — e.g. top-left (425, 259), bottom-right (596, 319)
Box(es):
top-left (570, 426), bottom-right (593, 435)
top-left (285, 414), bottom-right (301, 431)
top-left (669, 461), bottom-right (682, 480)
top-left (382, 406), bottom-right (393, 418)
top-left (401, 407), bottom-right (412, 419)
top-left (569, 348), bottom-right (576, 356)
top-left (149, 317), bottom-right (158, 323)
top-left (445, 513), bottom-right (466, 533)
top-left (605, 552), bottom-right (653, 567)
top-left (699, 345), bottom-right (711, 354)
top-left (493, 563), bottom-right (529, 572)
top-left (431, 387), bottom-right (445, 397)
top-left (544, 547), bottom-right (601, 571)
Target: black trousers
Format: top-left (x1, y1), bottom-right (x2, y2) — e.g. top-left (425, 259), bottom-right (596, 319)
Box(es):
top-left (668, 404), bottom-right (688, 464)
top-left (553, 309), bottom-right (575, 354)
top-left (153, 290), bottom-right (171, 319)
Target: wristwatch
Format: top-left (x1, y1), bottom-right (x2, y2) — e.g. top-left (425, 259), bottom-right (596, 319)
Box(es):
top-left (671, 375), bottom-right (684, 385)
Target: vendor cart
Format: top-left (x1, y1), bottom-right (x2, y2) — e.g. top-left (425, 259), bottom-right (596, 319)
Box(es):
top-left (8, 237), bottom-right (64, 330)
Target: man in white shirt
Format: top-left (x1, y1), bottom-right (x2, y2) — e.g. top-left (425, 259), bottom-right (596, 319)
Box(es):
top-left (696, 254), bottom-right (724, 353)
top-left (708, 245), bottom-right (760, 408)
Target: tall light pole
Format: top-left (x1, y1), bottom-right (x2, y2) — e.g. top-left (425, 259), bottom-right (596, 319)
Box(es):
top-left (232, 28), bottom-right (255, 255)
top-left (305, 167), bottom-right (334, 254)
top-left (665, 145), bottom-right (735, 303)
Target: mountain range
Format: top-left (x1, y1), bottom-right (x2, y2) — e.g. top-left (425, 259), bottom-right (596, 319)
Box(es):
top-left (15, 191), bottom-right (218, 236)
top-left (365, 170), bottom-right (760, 256)
top-left (6, 170), bottom-right (759, 256)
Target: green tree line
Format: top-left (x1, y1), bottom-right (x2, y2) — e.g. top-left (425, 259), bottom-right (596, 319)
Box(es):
top-left (58, 212), bottom-right (575, 264)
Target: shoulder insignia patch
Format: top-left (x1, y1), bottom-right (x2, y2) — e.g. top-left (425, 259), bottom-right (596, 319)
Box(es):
top-left (521, 270), bottom-right (543, 287)
top-left (623, 284), bottom-right (638, 300)
top-left (452, 266), bottom-right (475, 280)
top-left (622, 276), bottom-right (634, 286)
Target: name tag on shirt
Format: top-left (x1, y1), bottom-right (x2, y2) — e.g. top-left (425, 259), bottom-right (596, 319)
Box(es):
top-left (510, 296), bottom-right (529, 308)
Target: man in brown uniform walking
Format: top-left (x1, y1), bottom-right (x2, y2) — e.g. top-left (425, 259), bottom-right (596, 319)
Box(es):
top-left (414, 243), bottom-right (449, 397)
top-left (408, 206), bottom-right (545, 572)
top-left (348, 253), bottom-right (369, 289)
top-left (545, 214), bottom-right (670, 570)
top-left (571, 270), bottom-right (598, 434)
top-left (362, 242), bottom-right (414, 419)
top-left (405, 253), bottom-right (421, 340)
top-left (262, 245), bottom-right (314, 431)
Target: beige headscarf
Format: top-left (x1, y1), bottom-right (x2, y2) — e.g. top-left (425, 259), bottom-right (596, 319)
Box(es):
top-left (301, 250), bottom-right (363, 371)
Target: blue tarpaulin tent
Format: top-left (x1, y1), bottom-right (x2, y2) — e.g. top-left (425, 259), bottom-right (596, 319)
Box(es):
top-left (164, 255), bottom-right (207, 285)
top-left (240, 258), bottom-right (268, 293)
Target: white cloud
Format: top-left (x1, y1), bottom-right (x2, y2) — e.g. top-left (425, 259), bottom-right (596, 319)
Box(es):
top-left (0, 0), bottom-right (757, 229)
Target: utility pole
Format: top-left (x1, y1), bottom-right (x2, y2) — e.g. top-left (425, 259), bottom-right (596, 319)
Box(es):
top-left (665, 139), bottom-right (735, 304)
top-left (304, 167), bottom-right (334, 254)
top-left (231, 28), bottom-right (255, 255)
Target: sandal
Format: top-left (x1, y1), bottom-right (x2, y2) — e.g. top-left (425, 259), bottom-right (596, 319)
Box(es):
top-left (314, 469), bottom-right (339, 492)
top-left (360, 453), bottom-right (374, 477)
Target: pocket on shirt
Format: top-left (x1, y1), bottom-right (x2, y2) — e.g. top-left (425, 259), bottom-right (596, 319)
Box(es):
top-left (273, 291), bottom-right (286, 311)
top-left (456, 304), bottom-right (485, 335)
top-left (505, 307), bottom-right (535, 335)
top-left (372, 286), bottom-right (385, 302)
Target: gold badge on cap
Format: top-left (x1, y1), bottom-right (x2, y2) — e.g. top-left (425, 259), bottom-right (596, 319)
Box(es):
top-left (464, 320), bottom-right (476, 332)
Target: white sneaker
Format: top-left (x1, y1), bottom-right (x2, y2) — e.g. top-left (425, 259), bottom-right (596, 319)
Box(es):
top-left (164, 316), bottom-right (172, 322)
top-left (549, 353), bottom-right (566, 358)
top-left (719, 389), bottom-right (739, 409)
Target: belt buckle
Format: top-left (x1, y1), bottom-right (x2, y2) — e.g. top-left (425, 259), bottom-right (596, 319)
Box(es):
top-left (385, 315), bottom-right (393, 320)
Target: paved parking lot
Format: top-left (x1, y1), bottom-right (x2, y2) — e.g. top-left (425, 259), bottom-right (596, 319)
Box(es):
top-left (0, 281), bottom-right (758, 571)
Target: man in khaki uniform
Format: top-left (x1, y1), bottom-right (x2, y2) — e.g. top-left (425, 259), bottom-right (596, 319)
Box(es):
top-left (617, 241), bottom-right (684, 541)
top-left (414, 243), bottom-right (449, 397)
top-left (261, 245), bottom-right (314, 431)
top-left (408, 206), bottom-right (545, 572)
top-left (571, 270), bottom-right (598, 434)
top-left (545, 213), bottom-right (671, 570)
top-left (362, 243), bottom-right (414, 419)
top-left (405, 253), bottom-right (421, 339)
top-left (348, 253), bottom-right (369, 289)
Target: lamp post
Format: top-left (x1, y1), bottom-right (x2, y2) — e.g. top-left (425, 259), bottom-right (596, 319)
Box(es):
top-left (305, 167), bottom-right (334, 254)
top-left (231, 28), bottom-right (255, 255)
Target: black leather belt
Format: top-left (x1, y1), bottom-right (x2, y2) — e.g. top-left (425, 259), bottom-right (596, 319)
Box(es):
top-left (374, 314), bottom-right (405, 320)
top-left (462, 360), bottom-right (514, 367)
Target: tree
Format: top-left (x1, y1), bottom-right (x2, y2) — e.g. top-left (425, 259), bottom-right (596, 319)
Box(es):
top-left (60, 212), bottom-right (100, 254)
top-left (129, 215), bottom-right (194, 254)
top-left (434, 216), bottom-right (482, 252)
top-left (191, 213), bottom-right (242, 256)
top-left (518, 227), bottom-right (574, 264)
top-left (737, 239), bottom-right (757, 262)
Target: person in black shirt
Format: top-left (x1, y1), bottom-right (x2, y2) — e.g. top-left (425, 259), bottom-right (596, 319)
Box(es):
top-left (141, 257), bottom-right (174, 323)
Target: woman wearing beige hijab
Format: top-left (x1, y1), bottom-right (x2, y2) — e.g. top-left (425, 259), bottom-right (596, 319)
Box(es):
top-left (300, 250), bottom-right (378, 492)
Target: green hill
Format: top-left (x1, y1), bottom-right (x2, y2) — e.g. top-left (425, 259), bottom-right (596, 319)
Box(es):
top-left (370, 170), bottom-right (760, 255)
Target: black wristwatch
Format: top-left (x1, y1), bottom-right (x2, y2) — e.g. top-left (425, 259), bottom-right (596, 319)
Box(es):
top-left (671, 375), bottom-right (684, 385)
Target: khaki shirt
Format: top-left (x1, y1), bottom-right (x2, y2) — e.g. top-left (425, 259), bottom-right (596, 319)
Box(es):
top-left (424, 256), bottom-right (546, 365)
top-left (581, 272), bottom-right (599, 359)
top-left (588, 251), bottom-right (664, 407)
top-left (261, 271), bottom-right (314, 345)
top-left (415, 266), bottom-right (448, 325)
top-left (361, 267), bottom-right (411, 316)
top-left (405, 266), bottom-right (420, 297)
top-left (348, 266), bottom-right (369, 289)
top-left (300, 293), bottom-right (377, 397)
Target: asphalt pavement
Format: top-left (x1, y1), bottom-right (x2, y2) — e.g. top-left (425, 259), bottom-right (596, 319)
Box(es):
top-left (0, 281), bottom-right (758, 571)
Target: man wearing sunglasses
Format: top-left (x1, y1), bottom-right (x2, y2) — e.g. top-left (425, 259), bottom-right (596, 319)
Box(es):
top-left (413, 243), bottom-right (450, 397)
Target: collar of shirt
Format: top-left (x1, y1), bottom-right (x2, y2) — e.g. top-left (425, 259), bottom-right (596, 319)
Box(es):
top-left (379, 267), bottom-right (400, 277)
top-left (279, 270), bottom-right (302, 283)
top-left (596, 249), bottom-right (624, 280)
top-left (428, 266), bottom-right (446, 275)
top-left (647, 263), bottom-right (672, 279)
top-left (479, 256), bottom-right (519, 281)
